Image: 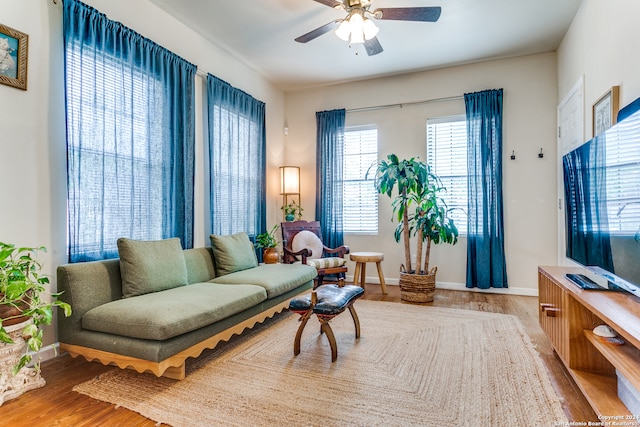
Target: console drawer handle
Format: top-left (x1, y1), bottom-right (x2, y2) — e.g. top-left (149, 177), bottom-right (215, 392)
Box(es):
top-left (540, 303), bottom-right (559, 317)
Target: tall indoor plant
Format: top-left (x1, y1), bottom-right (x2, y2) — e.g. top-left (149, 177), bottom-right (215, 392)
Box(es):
top-left (372, 154), bottom-right (458, 302)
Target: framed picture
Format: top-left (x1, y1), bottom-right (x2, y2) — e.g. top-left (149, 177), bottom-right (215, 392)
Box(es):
top-left (592, 86), bottom-right (620, 137)
top-left (0, 23), bottom-right (28, 90)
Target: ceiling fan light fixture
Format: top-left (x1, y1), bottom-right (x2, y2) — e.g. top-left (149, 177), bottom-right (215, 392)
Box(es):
top-left (334, 10), bottom-right (376, 45)
top-left (362, 18), bottom-right (379, 40)
top-left (335, 20), bottom-right (351, 41)
top-left (350, 29), bottom-right (365, 44)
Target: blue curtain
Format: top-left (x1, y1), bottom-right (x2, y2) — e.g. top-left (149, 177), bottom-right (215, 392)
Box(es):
top-left (64, 0), bottom-right (196, 262)
top-left (563, 136), bottom-right (614, 271)
top-left (315, 109), bottom-right (346, 249)
top-left (207, 75), bottom-right (266, 239)
top-left (464, 89), bottom-right (508, 288)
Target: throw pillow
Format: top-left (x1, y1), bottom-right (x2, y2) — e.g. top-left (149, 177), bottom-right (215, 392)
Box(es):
top-left (117, 237), bottom-right (188, 298)
top-left (291, 230), bottom-right (324, 260)
top-left (210, 232), bottom-right (258, 276)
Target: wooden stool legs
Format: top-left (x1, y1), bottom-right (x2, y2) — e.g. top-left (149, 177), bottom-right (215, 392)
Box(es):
top-left (375, 261), bottom-right (387, 294)
top-left (351, 253), bottom-right (387, 295)
top-left (293, 303), bottom-right (361, 362)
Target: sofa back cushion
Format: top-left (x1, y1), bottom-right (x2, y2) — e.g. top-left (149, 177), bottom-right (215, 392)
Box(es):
top-left (210, 232), bottom-right (258, 276)
top-left (117, 237), bottom-right (188, 298)
top-left (184, 247), bottom-right (216, 284)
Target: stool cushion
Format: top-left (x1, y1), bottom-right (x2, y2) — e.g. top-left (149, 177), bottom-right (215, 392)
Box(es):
top-left (289, 284), bottom-right (364, 316)
top-left (291, 230), bottom-right (323, 259)
top-left (307, 257), bottom-right (346, 269)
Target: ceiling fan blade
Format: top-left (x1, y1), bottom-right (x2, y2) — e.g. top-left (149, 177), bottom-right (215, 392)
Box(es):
top-left (295, 20), bottom-right (342, 43)
top-left (364, 37), bottom-right (383, 56)
top-left (312, 0), bottom-right (343, 9)
top-left (374, 6), bottom-right (442, 22)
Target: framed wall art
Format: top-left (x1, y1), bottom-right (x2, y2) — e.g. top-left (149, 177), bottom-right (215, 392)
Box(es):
top-left (0, 23), bottom-right (28, 90)
top-left (592, 85), bottom-right (620, 137)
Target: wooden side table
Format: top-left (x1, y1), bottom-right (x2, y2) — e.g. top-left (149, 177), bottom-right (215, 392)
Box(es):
top-left (350, 252), bottom-right (387, 294)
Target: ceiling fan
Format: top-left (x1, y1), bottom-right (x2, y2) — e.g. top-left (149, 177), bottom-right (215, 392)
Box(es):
top-left (295, 0), bottom-right (442, 56)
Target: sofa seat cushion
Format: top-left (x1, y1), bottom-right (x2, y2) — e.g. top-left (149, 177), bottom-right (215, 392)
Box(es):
top-left (82, 283), bottom-right (267, 341)
top-left (307, 257), bottom-right (347, 269)
top-left (209, 264), bottom-right (317, 299)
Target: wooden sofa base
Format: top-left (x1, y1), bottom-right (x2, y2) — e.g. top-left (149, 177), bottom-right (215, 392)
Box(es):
top-left (60, 298), bottom-right (294, 380)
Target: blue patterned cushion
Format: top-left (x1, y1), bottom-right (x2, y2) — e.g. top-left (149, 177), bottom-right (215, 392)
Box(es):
top-left (307, 257), bottom-right (346, 269)
top-left (289, 284), bottom-right (364, 316)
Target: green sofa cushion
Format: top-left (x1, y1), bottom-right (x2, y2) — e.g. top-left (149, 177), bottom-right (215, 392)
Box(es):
top-left (82, 283), bottom-right (267, 341)
top-left (118, 237), bottom-right (188, 298)
top-left (210, 232), bottom-right (258, 276)
top-left (184, 247), bottom-right (216, 284)
top-left (210, 263), bottom-right (317, 299)
top-left (117, 237), bottom-right (188, 298)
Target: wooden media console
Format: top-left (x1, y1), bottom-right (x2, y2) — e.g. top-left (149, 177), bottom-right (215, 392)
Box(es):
top-left (539, 266), bottom-right (640, 419)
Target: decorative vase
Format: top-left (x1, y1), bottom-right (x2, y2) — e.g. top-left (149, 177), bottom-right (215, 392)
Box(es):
top-left (263, 248), bottom-right (279, 264)
top-left (285, 214), bottom-right (295, 222)
top-left (399, 267), bottom-right (437, 303)
top-left (0, 319), bottom-right (46, 405)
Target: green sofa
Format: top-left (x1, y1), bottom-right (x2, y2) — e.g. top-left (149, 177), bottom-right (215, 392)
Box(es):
top-left (56, 234), bottom-right (316, 379)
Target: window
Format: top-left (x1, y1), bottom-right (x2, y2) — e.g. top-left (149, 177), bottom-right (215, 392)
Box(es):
top-left (207, 75), bottom-right (266, 237)
top-left (64, 7), bottom-right (196, 262)
top-left (426, 116), bottom-right (468, 234)
top-left (603, 122), bottom-right (640, 235)
top-left (343, 127), bottom-right (378, 234)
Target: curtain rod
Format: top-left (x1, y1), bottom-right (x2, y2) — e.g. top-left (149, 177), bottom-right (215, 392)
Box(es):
top-left (346, 94), bottom-right (463, 113)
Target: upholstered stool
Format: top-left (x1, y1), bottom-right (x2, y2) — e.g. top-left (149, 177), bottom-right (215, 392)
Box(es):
top-left (289, 284), bottom-right (364, 362)
top-left (350, 252), bottom-right (387, 294)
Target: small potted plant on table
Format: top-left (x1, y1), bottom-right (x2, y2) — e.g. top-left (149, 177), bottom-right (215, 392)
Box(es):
top-left (281, 200), bottom-right (303, 222)
top-left (255, 225), bottom-right (280, 264)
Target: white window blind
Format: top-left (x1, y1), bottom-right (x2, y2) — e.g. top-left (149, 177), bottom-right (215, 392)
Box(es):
top-left (426, 116), bottom-right (468, 234)
top-left (343, 127), bottom-right (378, 234)
top-left (604, 120), bottom-right (640, 235)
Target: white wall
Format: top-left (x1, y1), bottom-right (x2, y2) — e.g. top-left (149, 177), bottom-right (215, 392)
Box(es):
top-left (0, 0), bottom-right (285, 349)
top-left (558, 0), bottom-right (640, 134)
top-left (285, 53), bottom-right (559, 295)
top-left (556, 0), bottom-right (640, 267)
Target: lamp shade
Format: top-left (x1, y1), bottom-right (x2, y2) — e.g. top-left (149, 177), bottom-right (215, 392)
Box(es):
top-left (280, 166), bottom-right (300, 195)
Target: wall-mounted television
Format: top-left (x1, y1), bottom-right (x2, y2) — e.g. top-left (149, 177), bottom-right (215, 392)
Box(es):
top-left (562, 109), bottom-right (640, 295)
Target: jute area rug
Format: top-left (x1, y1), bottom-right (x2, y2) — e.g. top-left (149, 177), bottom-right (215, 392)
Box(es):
top-left (74, 300), bottom-right (568, 426)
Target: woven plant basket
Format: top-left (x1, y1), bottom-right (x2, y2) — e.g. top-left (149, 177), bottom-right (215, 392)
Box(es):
top-left (399, 267), bottom-right (437, 303)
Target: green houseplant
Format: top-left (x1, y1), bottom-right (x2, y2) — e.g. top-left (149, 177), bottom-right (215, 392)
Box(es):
top-left (0, 242), bottom-right (72, 374)
top-left (371, 154), bottom-right (458, 302)
top-left (254, 225), bottom-right (280, 264)
top-left (281, 200), bottom-right (303, 221)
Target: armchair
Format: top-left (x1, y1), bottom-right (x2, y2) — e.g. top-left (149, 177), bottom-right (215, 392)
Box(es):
top-left (281, 220), bottom-right (349, 288)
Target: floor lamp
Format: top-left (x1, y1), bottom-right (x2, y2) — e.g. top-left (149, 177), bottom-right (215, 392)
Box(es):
top-left (280, 166), bottom-right (300, 221)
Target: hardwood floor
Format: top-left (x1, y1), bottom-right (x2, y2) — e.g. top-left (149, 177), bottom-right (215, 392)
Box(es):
top-left (0, 285), bottom-right (596, 426)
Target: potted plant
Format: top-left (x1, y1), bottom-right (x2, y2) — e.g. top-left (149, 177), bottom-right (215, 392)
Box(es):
top-left (254, 225), bottom-right (280, 264)
top-left (281, 200), bottom-right (303, 221)
top-left (0, 242), bottom-right (72, 377)
top-left (371, 154), bottom-right (458, 302)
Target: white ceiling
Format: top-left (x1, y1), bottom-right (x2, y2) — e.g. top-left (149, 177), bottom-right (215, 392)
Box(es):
top-left (148, 0), bottom-right (583, 91)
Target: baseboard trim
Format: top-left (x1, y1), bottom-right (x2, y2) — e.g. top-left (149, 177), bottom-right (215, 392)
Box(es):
top-left (30, 342), bottom-right (61, 366)
top-left (347, 275), bottom-right (538, 297)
